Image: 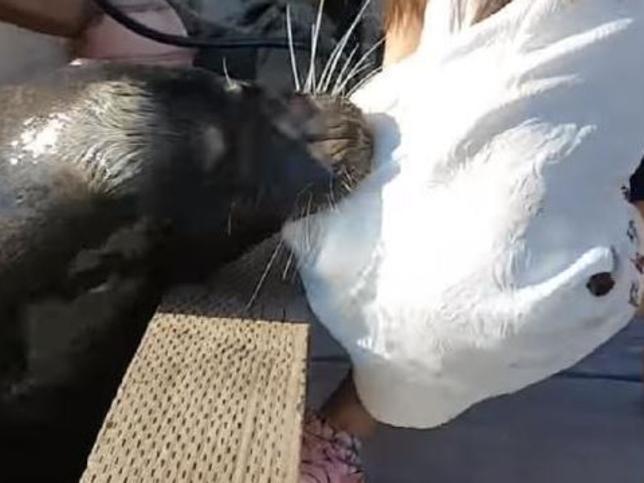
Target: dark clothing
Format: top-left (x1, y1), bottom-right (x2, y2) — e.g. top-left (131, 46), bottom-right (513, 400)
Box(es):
top-left (173, 0), bottom-right (384, 94)
top-left (630, 160), bottom-right (644, 202)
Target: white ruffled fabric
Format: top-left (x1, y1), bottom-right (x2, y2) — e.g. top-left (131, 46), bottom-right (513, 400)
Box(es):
top-left (283, 0), bottom-right (644, 428)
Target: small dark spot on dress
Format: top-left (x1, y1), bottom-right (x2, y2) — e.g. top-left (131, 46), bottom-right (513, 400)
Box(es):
top-left (586, 272), bottom-right (615, 297)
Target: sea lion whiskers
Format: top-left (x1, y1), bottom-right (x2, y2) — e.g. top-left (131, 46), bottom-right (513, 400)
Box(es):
top-left (347, 65), bottom-right (383, 97)
top-left (282, 249), bottom-right (296, 281)
top-left (286, 5), bottom-right (302, 92)
top-left (333, 37), bottom-right (385, 96)
top-left (221, 57), bottom-right (233, 88)
top-left (283, 0), bottom-right (378, 98)
top-left (316, 0), bottom-right (374, 95)
top-left (247, 183), bottom-right (327, 309)
top-left (245, 238), bottom-right (284, 311)
top-left (304, 0), bottom-right (327, 94)
top-left (322, 44), bottom-right (358, 95)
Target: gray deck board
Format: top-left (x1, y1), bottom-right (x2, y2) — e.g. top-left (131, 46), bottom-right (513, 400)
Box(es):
top-left (364, 377), bottom-right (643, 483)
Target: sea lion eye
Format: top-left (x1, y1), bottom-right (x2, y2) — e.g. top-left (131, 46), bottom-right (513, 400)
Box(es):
top-left (586, 272), bottom-right (615, 297)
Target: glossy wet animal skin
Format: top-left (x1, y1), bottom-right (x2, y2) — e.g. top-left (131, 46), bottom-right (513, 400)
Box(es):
top-left (0, 62), bottom-right (372, 482)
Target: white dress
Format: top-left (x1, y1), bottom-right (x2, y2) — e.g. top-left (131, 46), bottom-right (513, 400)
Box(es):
top-left (283, 0), bottom-right (644, 429)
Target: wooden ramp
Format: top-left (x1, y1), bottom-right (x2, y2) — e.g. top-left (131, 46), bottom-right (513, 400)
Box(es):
top-left (81, 236), bottom-right (311, 483)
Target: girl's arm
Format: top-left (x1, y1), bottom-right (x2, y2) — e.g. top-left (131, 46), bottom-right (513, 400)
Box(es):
top-left (0, 0), bottom-right (97, 37)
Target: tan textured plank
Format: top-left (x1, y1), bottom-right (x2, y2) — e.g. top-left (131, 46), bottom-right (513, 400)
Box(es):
top-left (81, 313), bottom-right (308, 483)
top-left (161, 236), bottom-right (315, 323)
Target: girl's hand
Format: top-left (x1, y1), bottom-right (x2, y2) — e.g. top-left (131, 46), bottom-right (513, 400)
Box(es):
top-left (0, 0), bottom-right (97, 38)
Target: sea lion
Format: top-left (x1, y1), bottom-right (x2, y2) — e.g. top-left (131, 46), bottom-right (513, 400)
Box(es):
top-left (0, 61), bottom-right (372, 481)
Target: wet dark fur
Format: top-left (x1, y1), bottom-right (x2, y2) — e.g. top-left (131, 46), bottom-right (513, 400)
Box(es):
top-left (0, 62), bottom-right (371, 482)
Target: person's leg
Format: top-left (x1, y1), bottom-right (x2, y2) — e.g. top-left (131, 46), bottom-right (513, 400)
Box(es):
top-left (320, 373), bottom-right (378, 439)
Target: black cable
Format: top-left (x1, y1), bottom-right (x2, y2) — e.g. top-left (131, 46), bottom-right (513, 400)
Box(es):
top-left (93, 0), bottom-right (312, 51)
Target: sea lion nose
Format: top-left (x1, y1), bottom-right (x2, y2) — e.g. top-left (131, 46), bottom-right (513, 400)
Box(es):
top-left (288, 94), bottom-right (362, 142)
top-left (282, 93), bottom-right (325, 137)
top-left (317, 96), bottom-right (374, 180)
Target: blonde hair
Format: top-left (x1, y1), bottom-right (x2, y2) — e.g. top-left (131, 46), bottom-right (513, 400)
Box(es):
top-left (384, 0), bottom-right (428, 32)
top-left (384, 0), bottom-right (515, 32)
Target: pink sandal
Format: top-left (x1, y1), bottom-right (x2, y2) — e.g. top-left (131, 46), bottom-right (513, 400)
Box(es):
top-left (300, 410), bottom-right (366, 483)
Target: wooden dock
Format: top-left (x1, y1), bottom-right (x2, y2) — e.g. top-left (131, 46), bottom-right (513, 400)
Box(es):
top-left (81, 236), bottom-right (312, 483)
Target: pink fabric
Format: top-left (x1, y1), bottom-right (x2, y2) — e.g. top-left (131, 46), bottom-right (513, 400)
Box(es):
top-left (300, 411), bottom-right (366, 483)
top-left (74, 0), bottom-right (194, 65)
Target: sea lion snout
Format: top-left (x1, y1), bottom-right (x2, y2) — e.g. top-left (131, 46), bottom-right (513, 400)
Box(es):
top-left (230, 82), bottom-right (373, 219)
top-left (291, 93), bottom-right (373, 183)
top-left (278, 93), bottom-right (374, 210)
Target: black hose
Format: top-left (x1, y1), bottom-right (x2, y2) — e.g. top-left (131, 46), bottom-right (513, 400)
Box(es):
top-left (92, 0), bottom-right (312, 51)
